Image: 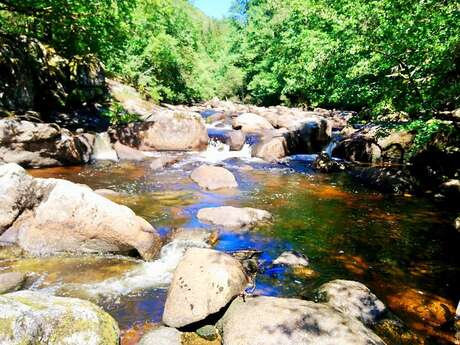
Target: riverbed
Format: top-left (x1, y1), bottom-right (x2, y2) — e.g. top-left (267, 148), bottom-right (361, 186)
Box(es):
top-left (1, 139), bottom-right (459, 344)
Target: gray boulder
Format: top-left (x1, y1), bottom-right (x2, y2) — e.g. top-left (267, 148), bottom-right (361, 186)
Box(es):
top-left (220, 296), bottom-right (385, 345)
top-left (317, 279), bottom-right (387, 325)
top-left (0, 272), bottom-right (26, 294)
top-left (0, 164), bottom-right (161, 260)
top-left (0, 120), bottom-right (94, 168)
top-left (138, 326), bottom-right (182, 345)
top-left (190, 165), bottom-right (238, 190)
top-left (197, 206), bottom-right (272, 229)
top-left (163, 248), bottom-right (248, 328)
top-left (0, 291), bottom-right (119, 345)
top-left (110, 111), bottom-right (209, 151)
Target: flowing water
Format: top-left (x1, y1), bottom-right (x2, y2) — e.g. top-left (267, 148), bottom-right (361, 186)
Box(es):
top-left (2, 131), bottom-right (459, 344)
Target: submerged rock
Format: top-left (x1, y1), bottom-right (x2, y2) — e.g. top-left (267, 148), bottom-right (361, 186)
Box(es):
top-left (138, 326), bottom-right (182, 345)
top-left (150, 154), bottom-right (182, 170)
top-left (273, 251), bottom-right (309, 267)
top-left (163, 248), bottom-right (248, 328)
top-left (0, 291), bottom-right (119, 345)
top-left (0, 120), bottom-right (94, 168)
top-left (313, 152), bottom-right (348, 173)
top-left (110, 111), bottom-right (209, 151)
top-left (219, 296), bottom-right (385, 345)
top-left (0, 164), bottom-right (161, 260)
top-left (350, 166), bottom-right (417, 194)
top-left (191, 165), bottom-right (238, 190)
top-left (317, 279), bottom-right (387, 325)
top-left (114, 141), bottom-right (147, 161)
top-left (0, 272), bottom-right (26, 294)
top-left (197, 206), bottom-right (272, 229)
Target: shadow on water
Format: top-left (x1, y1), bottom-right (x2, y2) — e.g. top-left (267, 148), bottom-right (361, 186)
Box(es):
top-left (22, 157), bottom-right (460, 343)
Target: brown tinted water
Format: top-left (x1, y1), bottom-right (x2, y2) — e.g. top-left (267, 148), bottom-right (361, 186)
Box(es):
top-left (5, 156), bottom-right (458, 344)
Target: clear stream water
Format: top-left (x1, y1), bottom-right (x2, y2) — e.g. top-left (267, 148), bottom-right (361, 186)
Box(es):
top-left (1, 132), bottom-right (459, 344)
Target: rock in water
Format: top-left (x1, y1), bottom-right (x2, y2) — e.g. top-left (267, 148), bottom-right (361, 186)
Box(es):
top-left (273, 251), bottom-right (309, 266)
top-left (0, 164), bottom-right (161, 260)
top-left (110, 111), bottom-right (209, 151)
top-left (220, 296), bottom-right (385, 345)
top-left (0, 291), bottom-right (119, 345)
top-left (0, 272), bottom-right (26, 294)
top-left (138, 326), bottom-right (182, 345)
top-left (197, 206), bottom-right (272, 229)
top-left (0, 120), bottom-right (94, 168)
top-left (317, 279), bottom-right (387, 325)
top-left (232, 113), bottom-right (274, 132)
top-left (225, 130), bottom-right (246, 151)
top-left (163, 248), bottom-right (248, 328)
top-left (190, 165), bottom-right (238, 190)
top-left (114, 141), bottom-right (147, 161)
top-left (0, 163), bottom-right (34, 234)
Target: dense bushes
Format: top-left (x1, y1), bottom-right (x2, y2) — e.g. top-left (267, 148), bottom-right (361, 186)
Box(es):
top-left (1, 0), bottom-right (458, 114)
top-left (231, 0), bottom-right (460, 116)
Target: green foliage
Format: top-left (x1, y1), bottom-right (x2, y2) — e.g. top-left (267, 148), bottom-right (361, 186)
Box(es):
top-left (230, 0), bottom-right (460, 115)
top-left (101, 102), bottom-right (140, 125)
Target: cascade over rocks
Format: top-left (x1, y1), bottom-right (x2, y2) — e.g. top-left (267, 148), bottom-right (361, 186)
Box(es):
top-left (0, 163), bottom-right (161, 260)
top-left (0, 291), bottom-right (119, 345)
top-left (109, 111), bottom-right (209, 151)
top-left (162, 248), bottom-right (248, 328)
top-left (197, 206), bottom-right (272, 229)
top-left (0, 120), bottom-right (94, 168)
top-left (219, 296), bottom-right (385, 345)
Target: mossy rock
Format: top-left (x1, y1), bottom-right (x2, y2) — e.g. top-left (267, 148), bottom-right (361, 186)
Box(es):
top-left (0, 291), bottom-right (119, 345)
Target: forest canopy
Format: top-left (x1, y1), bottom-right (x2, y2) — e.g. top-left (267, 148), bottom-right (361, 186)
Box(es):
top-left (0, 0), bottom-right (459, 116)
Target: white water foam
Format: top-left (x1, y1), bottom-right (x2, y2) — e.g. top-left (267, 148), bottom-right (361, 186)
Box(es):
top-left (91, 133), bottom-right (119, 162)
top-left (43, 239), bottom-right (210, 299)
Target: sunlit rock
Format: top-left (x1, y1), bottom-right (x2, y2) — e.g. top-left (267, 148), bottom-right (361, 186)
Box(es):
top-left (190, 165), bottom-right (238, 190)
top-left (219, 296), bottom-right (385, 345)
top-left (316, 279), bottom-right (387, 325)
top-left (163, 248), bottom-right (248, 328)
top-left (0, 291), bottom-right (119, 345)
top-left (197, 206), bottom-right (272, 229)
top-left (0, 272), bottom-right (26, 294)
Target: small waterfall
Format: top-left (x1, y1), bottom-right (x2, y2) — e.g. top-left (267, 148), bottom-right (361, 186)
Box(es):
top-left (323, 132), bottom-right (341, 158)
top-left (43, 237), bottom-right (211, 299)
top-left (196, 139), bottom-right (253, 163)
top-left (91, 133), bottom-right (119, 162)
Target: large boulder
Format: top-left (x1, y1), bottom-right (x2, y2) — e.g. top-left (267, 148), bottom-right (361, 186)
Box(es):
top-left (253, 118), bottom-right (332, 161)
top-left (0, 164), bottom-right (161, 260)
top-left (190, 165), bottom-right (238, 190)
top-left (225, 130), bottom-right (246, 151)
top-left (220, 296), bottom-right (385, 345)
top-left (110, 111), bottom-right (209, 151)
top-left (0, 120), bottom-right (94, 168)
top-left (317, 279), bottom-right (387, 325)
top-left (232, 113), bottom-right (274, 132)
top-left (0, 291), bottom-right (119, 345)
top-left (333, 124), bottom-right (414, 164)
top-left (0, 272), bottom-right (26, 294)
top-left (197, 206), bottom-right (272, 229)
top-left (162, 248), bottom-right (248, 328)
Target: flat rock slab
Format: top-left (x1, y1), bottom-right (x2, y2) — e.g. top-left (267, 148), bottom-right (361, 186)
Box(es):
top-left (139, 326), bottom-right (181, 345)
top-left (190, 165), bottom-right (238, 190)
top-left (0, 272), bottom-right (26, 294)
top-left (163, 248), bottom-right (248, 328)
top-left (317, 279), bottom-right (387, 325)
top-left (197, 206), bottom-right (272, 229)
top-left (220, 296), bottom-right (385, 345)
top-left (0, 291), bottom-right (119, 345)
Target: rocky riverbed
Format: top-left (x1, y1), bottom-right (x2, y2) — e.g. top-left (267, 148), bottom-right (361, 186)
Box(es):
top-left (1, 84), bottom-right (460, 344)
